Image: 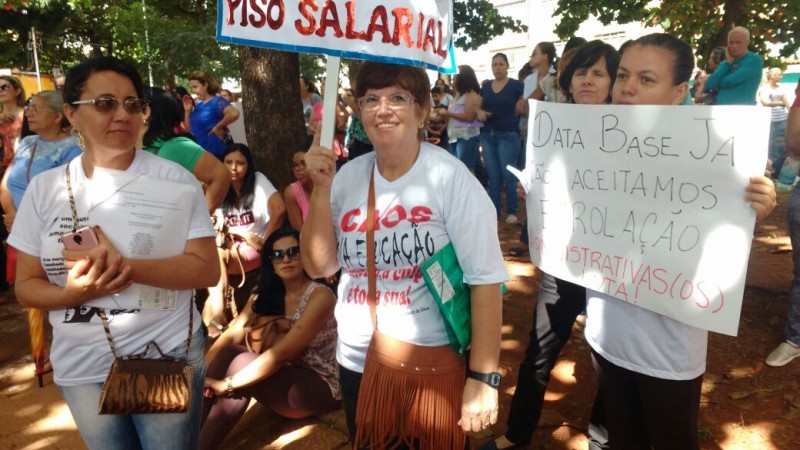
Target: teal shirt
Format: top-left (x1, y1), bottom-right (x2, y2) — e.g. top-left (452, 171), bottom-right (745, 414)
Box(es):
top-left (703, 51), bottom-right (763, 105)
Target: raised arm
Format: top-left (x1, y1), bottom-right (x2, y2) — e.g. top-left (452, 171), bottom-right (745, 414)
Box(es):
top-left (300, 143), bottom-right (340, 278)
top-left (192, 151), bottom-right (231, 212)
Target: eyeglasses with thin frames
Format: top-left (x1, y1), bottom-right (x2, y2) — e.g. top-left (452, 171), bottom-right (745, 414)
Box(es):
top-left (71, 95), bottom-right (149, 115)
top-left (24, 103), bottom-right (44, 114)
top-left (268, 246), bottom-right (301, 262)
top-left (357, 92), bottom-right (416, 113)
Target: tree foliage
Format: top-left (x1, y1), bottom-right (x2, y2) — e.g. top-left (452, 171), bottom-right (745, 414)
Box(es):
top-left (554, 0), bottom-right (800, 69)
top-left (0, 0), bottom-right (238, 86)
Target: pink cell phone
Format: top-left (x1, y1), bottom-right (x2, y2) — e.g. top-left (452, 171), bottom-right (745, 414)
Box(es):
top-left (62, 226), bottom-right (99, 250)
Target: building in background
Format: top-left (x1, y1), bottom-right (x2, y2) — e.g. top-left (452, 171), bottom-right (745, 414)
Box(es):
top-left (454, 0), bottom-right (660, 81)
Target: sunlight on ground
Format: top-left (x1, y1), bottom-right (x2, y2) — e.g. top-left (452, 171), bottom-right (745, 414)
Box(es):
top-left (717, 420), bottom-right (776, 449)
top-left (271, 423), bottom-right (315, 446)
top-left (543, 359), bottom-right (577, 402)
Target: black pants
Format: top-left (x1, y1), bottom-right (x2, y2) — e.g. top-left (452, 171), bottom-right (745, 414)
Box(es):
top-left (591, 351), bottom-right (702, 450)
top-left (505, 273), bottom-right (608, 448)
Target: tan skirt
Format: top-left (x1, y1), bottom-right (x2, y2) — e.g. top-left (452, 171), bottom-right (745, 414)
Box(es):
top-left (354, 331), bottom-right (466, 450)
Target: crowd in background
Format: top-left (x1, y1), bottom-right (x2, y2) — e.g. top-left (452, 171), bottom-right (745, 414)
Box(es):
top-left (0, 24), bottom-right (796, 450)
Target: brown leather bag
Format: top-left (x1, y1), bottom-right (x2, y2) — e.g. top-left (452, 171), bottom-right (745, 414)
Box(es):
top-left (353, 168), bottom-right (466, 450)
top-left (97, 304), bottom-right (194, 415)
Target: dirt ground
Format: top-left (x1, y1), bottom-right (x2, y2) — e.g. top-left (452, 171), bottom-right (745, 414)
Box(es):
top-left (1, 192), bottom-right (799, 449)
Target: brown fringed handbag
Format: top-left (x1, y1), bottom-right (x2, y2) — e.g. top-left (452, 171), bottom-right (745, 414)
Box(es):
top-left (353, 167), bottom-right (466, 450)
top-left (97, 301), bottom-right (194, 414)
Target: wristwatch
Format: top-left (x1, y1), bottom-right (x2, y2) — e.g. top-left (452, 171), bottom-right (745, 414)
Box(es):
top-left (466, 369), bottom-right (502, 388)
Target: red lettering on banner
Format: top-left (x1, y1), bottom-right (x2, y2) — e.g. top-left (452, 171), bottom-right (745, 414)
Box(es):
top-left (248, 0), bottom-right (266, 28)
top-left (316, 1), bottom-right (344, 38)
top-left (367, 6), bottom-right (391, 43)
top-left (226, 0), bottom-right (241, 25)
top-left (229, 0), bottom-right (448, 59)
top-left (421, 17), bottom-right (436, 52)
top-left (345, 1), bottom-right (366, 39)
top-left (391, 8), bottom-right (414, 48)
top-left (295, 0), bottom-right (317, 35)
top-left (436, 20), bottom-right (447, 57)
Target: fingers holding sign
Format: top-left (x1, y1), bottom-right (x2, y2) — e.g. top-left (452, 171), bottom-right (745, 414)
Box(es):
top-left (305, 126), bottom-right (337, 190)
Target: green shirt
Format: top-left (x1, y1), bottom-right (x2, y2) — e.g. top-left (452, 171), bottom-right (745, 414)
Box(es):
top-left (142, 136), bottom-right (203, 172)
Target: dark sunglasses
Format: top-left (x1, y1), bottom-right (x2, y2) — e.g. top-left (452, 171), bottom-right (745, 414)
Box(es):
top-left (268, 246), bottom-right (301, 261)
top-left (71, 95), bottom-right (149, 115)
top-left (0, 84), bottom-right (13, 91)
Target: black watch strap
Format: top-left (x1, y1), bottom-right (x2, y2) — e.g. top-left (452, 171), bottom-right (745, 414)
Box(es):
top-left (466, 369), bottom-right (501, 388)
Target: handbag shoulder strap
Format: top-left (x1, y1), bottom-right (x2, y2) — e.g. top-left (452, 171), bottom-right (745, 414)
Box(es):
top-left (367, 165), bottom-right (377, 330)
top-left (97, 300), bottom-right (193, 360)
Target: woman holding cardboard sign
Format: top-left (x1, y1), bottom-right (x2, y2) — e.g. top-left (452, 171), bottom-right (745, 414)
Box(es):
top-left (584, 33), bottom-right (776, 450)
top-left (482, 40), bottom-right (620, 450)
top-left (302, 62), bottom-right (507, 449)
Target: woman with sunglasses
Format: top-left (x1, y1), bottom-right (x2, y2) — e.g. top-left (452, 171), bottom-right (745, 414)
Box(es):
top-left (584, 34), bottom-right (776, 449)
top-left (206, 143), bottom-right (286, 337)
top-left (7, 56), bottom-right (219, 449)
top-left (303, 62), bottom-right (506, 449)
top-left (200, 227), bottom-right (339, 449)
top-left (0, 75), bottom-right (25, 169)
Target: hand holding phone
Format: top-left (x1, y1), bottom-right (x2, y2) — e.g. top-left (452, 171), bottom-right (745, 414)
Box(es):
top-left (62, 226), bottom-right (100, 251)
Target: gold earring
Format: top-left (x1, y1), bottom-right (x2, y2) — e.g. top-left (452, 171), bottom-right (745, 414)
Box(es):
top-left (143, 119), bottom-right (149, 126)
top-left (74, 130), bottom-right (85, 150)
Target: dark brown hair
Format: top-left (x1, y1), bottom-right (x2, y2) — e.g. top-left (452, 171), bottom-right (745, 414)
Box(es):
top-left (189, 70), bottom-right (221, 95)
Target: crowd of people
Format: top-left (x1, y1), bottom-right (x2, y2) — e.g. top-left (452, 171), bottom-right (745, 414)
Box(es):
top-left (0, 22), bottom-right (796, 450)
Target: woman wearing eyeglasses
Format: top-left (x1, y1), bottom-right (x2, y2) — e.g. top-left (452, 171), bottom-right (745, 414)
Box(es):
top-left (303, 62), bottom-right (507, 449)
top-left (200, 227), bottom-right (339, 450)
top-left (0, 75), bottom-right (25, 169)
top-left (205, 143), bottom-right (286, 338)
top-left (7, 56), bottom-right (219, 449)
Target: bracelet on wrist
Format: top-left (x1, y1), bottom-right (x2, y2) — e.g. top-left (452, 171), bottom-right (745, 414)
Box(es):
top-left (224, 376), bottom-right (235, 397)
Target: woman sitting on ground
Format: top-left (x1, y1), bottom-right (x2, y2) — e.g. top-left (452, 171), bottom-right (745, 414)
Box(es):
top-left (200, 227), bottom-right (340, 450)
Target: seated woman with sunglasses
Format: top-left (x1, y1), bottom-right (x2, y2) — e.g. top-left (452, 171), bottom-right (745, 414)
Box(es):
top-left (8, 56), bottom-right (219, 449)
top-left (200, 227), bottom-right (340, 450)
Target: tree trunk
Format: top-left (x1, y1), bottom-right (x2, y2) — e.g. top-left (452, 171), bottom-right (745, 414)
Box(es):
top-left (239, 47), bottom-right (306, 191)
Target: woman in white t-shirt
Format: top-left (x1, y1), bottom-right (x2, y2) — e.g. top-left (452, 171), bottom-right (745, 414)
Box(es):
top-left (206, 143), bottom-right (286, 336)
top-left (585, 34), bottom-right (777, 450)
top-left (302, 62), bottom-right (507, 450)
top-left (9, 56), bottom-right (218, 449)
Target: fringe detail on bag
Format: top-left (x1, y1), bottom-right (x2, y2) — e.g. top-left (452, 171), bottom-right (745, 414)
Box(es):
top-left (354, 347), bottom-right (465, 449)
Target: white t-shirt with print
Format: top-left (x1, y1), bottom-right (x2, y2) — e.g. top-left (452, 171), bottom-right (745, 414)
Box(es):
top-left (214, 171), bottom-right (278, 240)
top-left (585, 290), bottom-right (708, 380)
top-left (330, 143), bottom-right (508, 372)
top-left (8, 151), bottom-right (215, 386)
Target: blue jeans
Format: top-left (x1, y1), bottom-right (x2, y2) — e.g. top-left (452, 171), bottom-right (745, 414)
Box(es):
top-left (454, 135), bottom-right (480, 173)
top-left (481, 130), bottom-right (520, 216)
top-left (58, 327), bottom-right (206, 450)
top-left (786, 187), bottom-right (800, 345)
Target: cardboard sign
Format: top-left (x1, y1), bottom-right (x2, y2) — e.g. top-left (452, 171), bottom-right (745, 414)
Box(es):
top-left (217, 0), bottom-right (455, 73)
top-left (520, 100), bottom-right (770, 336)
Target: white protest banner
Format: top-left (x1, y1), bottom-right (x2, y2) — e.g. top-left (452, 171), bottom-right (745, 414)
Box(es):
top-left (521, 100), bottom-right (770, 336)
top-left (217, 0), bottom-right (455, 73)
